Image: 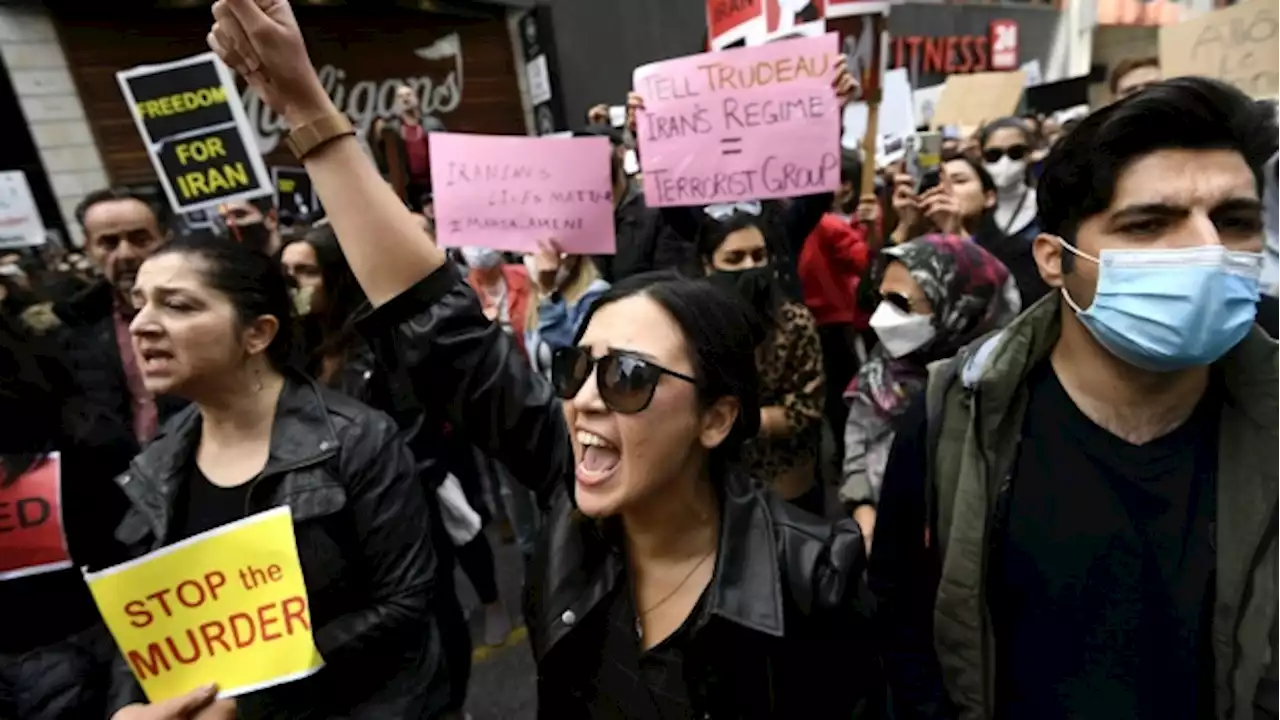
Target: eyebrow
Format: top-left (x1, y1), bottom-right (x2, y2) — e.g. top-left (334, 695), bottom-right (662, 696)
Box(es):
top-left (1110, 197), bottom-right (1263, 223)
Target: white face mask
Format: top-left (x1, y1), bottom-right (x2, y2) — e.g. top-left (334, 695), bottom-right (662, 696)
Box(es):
top-left (984, 156), bottom-right (1027, 190)
top-left (869, 301), bottom-right (936, 359)
top-left (461, 246), bottom-right (502, 271)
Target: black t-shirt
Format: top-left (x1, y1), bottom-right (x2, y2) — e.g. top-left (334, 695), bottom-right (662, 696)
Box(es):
top-left (173, 466), bottom-right (254, 540)
top-left (869, 362), bottom-right (1222, 719)
top-left (589, 574), bottom-right (704, 719)
top-left (994, 362), bottom-right (1218, 719)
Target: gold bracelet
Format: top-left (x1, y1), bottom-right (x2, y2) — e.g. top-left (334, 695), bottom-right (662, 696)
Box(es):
top-left (283, 114), bottom-right (356, 160)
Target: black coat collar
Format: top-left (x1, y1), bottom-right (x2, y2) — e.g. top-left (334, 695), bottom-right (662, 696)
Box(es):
top-left (536, 469), bottom-right (786, 664)
top-left (117, 372), bottom-right (340, 546)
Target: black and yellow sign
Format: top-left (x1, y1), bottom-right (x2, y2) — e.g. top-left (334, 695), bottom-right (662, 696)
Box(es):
top-left (117, 52), bottom-right (270, 214)
top-left (271, 167), bottom-right (323, 222)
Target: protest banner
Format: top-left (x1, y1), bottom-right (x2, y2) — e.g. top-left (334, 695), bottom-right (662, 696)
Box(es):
top-left (633, 33), bottom-right (841, 208)
top-left (117, 53), bottom-right (272, 215)
top-left (272, 167), bottom-right (322, 221)
top-left (85, 506), bottom-right (324, 702)
top-left (931, 70), bottom-right (1026, 130)
top-left (0, 454), bottom-right (71, 580)
top-left (428, 133), bottom-right (616, 254)
top-left (0, 171), bottom-right (45, 249)
top-left (1159, 0), bottom-right (1278, 99)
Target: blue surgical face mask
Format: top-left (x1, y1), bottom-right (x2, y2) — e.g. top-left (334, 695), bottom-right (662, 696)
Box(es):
top-left (1059, 239), bottom-right (1263, 372)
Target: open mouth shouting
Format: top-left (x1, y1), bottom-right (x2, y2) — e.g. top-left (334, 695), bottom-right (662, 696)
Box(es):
top-left (575, 429), bottom-right (620, 487)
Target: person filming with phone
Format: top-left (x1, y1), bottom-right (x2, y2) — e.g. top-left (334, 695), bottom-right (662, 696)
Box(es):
top-left (888, 139), bottom-right (1050, 307)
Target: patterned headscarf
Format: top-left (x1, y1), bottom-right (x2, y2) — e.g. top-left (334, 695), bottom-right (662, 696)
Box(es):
top-left (846, 233), bottom-right (1020, 418)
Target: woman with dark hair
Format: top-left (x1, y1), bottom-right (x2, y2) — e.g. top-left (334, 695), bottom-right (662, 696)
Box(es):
top-left (206, 6), bottom-right (878, 715)
top-left (0, 313), bottom-right (134, 719)
top-left (840, 234), bottom-right (1019, 547)
top-left (697, 204), bottom-right (827, 515)
top-left (890, 153), bottom-right (1051, 307)
top-left (107, 233), bottom-right (444, 718)
top-left (281, 224), bottom-right (503, 714)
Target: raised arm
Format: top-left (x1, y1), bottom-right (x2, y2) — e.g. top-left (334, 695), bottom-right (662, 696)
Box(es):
top-left (208, 0), bottom-right (572, 497)
top-left (210, 0), bottom-right (444, 307)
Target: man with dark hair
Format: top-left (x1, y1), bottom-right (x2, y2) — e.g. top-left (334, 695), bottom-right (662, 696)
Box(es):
top-left (872, 77), bottom-right (1277, 719)
top-left (1109, 56), bottom-right (1162, 101)
top-left (216, 194), bottom-right (281, 255)
top-left (54, 187), bottom-right (184, 454)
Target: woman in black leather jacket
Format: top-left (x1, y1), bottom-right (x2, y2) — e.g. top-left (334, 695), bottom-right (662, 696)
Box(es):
top-left (280, 223), bottom-right (495, 718)
top-left (106, 233), bottom-right (444, 719)
top-left (206, 4), bottom-right (878, 716)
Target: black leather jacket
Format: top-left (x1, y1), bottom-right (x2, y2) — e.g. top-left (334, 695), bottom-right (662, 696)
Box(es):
top-left (360, 264), bottom-right (882, 718)
top-left (106, 373), bottom-right (446, 719)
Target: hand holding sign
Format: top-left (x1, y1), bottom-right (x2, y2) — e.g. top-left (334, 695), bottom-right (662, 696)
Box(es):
top-left (111, 685), bottom-right (232, 720)
top-left (208, 0), bottom-right (333, 127)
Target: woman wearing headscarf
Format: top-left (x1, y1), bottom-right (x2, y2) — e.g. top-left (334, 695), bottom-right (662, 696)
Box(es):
top-left (841, 233), bottom-right (1020, 547)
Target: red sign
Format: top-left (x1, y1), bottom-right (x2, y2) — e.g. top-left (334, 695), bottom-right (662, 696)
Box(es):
top-left (708, 0), bottom-right (763, 42)
top-left (891, 20), bottom-right (1019, 76)
top-left (989, 19), bottom-right (1020, 70)
top-left (0, 454), bottom-right (71, 580)
top-left (766, 0), bottom-right (826, 35)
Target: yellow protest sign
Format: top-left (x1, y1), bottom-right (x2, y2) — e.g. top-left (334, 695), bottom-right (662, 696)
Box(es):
top-left (85, 506), bottom-right (324, 702)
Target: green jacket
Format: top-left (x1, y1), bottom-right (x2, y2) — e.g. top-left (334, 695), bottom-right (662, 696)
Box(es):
top-left (925, 293), bottom-right (1278, 720)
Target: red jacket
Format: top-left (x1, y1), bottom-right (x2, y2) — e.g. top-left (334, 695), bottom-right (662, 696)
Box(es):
top-left (798, 214), bottom-right (873, 329)
top-left (467, 263), bottom-right (532, 358)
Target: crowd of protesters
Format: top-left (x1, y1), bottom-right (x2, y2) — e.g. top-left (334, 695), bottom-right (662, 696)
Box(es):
top-left (0, 1), bottom-right (1277, 719)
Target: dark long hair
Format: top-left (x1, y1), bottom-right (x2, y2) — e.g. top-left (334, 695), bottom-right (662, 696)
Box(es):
top-left (284, 224), bottom-right (369, 372)
top-left (572, 271), bottom-right (763, 473)
top-left (148, 232), bottom-right (297, 370)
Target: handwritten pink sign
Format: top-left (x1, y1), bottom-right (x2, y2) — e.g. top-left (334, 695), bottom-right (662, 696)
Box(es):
top-left (429, 133), bottom-right (617, 254)
top-left (632, 34), bottom-right (841, 208)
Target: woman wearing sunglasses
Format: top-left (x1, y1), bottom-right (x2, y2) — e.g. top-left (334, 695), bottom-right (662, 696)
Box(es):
top-left (204, 4), bottom-right (877, 716)
top-left (698, 202), bottom-right (828, 516)
top-left (841, 234), bottom-right (1020, 548)
top-left (979, 117), bottom-right (1040, 241)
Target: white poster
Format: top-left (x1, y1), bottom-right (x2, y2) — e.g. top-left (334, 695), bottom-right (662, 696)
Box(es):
top-left (912, 83), bottom-right (945, 130)
top-left (526, 54), bottom-right (552, 107)
top-left (0, 171), bottom-right (46, 249)
top-left (841, 67), bottom-right (917, 167)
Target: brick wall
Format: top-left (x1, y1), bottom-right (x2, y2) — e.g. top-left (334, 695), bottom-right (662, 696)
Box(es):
top-left (0, 6), bottom-right (108, 246)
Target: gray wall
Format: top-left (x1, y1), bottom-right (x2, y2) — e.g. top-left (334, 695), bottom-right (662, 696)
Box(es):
top-left (545, 0), bottom-right (706, 127)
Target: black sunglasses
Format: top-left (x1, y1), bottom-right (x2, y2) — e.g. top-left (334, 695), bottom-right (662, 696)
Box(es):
top-left (552, 347), bottom-right (697, 414)
top-left (881, 291), bottom-right (917, 314)
top-left (982, 145), bottom-right (1030, 163)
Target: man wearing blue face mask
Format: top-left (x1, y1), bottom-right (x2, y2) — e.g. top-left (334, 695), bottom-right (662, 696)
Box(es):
top-left (870, 77), bottom-right (1277, 720)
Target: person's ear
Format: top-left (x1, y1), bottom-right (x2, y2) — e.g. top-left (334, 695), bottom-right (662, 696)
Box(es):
top-left (1033, 233), bottom-right (1067, 288)
top-left (243, 314), bottom-right (280, 357)
top-left (983, 190), bottom-right (997, 210)
top-left (266, 210), bottom-right (278, 231)
top-left (699, 396), bottom-right (739, 451)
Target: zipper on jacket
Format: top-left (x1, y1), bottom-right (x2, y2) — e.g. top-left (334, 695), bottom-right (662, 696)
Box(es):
top-left (242, 448), bottom-right (339, 516)
top-left (969, 385), bottom-right (997, 717)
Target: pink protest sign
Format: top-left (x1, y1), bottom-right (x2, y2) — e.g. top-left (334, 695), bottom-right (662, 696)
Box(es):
top-left (633, 33), bottom-right (841, 208)
top-left (429, 133), bottom-right (617, 254)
